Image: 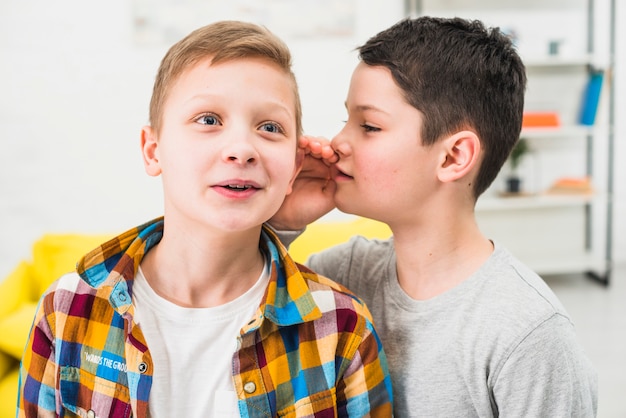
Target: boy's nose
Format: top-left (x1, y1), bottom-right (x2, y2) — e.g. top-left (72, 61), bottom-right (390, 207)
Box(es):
top-left (227, 153), bottom-right (256, 164)
top-left (331, 130), bottom-right (351, 157)
top-left (223, 136), bottom-right (259, 165)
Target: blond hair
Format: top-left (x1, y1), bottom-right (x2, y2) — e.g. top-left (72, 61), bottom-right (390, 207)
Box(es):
top-left (149, 20), bottom-right (302, 136)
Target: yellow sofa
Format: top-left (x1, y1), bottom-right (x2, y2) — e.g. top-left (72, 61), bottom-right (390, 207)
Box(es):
top-left (0, 233), bottom-right (113, 417)
top-left (0, 217), bottom-right (390, 416)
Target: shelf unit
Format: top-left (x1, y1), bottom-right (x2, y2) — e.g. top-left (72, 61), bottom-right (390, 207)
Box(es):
top-left (410, 0), bottom-right (615, 283)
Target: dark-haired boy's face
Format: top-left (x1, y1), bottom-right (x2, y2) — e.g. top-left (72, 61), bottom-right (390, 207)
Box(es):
top-left (330, 62), bottom-right (442, 224)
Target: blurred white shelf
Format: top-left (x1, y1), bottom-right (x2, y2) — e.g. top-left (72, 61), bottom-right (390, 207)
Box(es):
top-left (477, 193), bottom-right (596, 211)
top-left (527, 253), bottom-right (607, 276)
top-left (418, 0), bottom-right (613, 283)
top-left (522, 54), bottom-right (592, 68)
top-left (521, 125), bottom-right (594, 138)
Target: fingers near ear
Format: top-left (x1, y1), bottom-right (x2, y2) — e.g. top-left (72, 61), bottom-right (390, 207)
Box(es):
top-left (438, 130), bottom-right (481, 183)
top-left (141, 126), bottom-right (162, 177)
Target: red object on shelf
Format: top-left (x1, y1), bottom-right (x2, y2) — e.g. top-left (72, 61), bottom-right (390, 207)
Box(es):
top-left (522, 112), bottom-right (560, 128)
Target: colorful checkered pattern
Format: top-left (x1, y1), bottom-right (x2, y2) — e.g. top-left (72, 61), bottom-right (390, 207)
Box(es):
top-left (18, 218), bottom-right (393, 417)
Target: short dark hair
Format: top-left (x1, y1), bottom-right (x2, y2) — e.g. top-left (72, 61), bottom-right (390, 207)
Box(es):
top-left (358, 16), bottom-right (526, 198)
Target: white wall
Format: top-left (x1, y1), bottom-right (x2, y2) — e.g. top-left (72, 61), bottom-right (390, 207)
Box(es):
top-left (613, 0), bottom-right (626, 269)
top-left (0, 0), bottom-right (624, 280)
top-left (0, 0), bottom-right (404, 278)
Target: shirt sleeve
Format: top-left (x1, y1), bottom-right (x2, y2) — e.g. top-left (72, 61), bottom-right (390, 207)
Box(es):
top-left (18, 294), bottom-right (58, 417)
top-left (493, 313), bottom-right (598, 417)
top-left (336, 305), bottom-right (394, 417)
top-left (307, 237), bottom-right (378, 291)
top-left (273, 225), bottom-right (354, 289)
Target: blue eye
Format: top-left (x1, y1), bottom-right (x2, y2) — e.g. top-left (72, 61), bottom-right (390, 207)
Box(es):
top-left (259, 122), bottom-right (284, 134)
top-left (197, 114), bottom-right (220, 125)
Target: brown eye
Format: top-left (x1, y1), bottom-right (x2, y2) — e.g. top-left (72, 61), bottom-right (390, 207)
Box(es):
top-left (360, 124), bottom-right (380, 133)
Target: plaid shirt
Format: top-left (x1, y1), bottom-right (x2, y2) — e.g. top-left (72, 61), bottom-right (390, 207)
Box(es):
top-left (18, 218), bottom-right (393, 417)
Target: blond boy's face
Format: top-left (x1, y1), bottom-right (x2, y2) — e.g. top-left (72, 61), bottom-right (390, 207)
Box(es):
top-left (141, 57), bottom-right (300, 232)
top-left (331, 62), bottom-right (442, 225)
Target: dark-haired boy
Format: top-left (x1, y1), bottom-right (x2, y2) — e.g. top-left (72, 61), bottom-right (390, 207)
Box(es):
top-left (273, 16), bottom-right (597, 417)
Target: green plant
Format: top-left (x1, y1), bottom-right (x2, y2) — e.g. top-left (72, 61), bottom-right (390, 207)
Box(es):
top-left (509, 137), bottom-right (530, 172)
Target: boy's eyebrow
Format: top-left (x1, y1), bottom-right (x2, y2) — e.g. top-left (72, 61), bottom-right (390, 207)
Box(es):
top-left (344, 101), bottom-right (390, 115)
top-left (187, 93), bottom-right (294, 118)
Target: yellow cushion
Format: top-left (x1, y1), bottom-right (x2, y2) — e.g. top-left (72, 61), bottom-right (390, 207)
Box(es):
top-left (0, 262), bottom-right (32, 319)
top-left (30, 233), bottom-right (113, 298)
top-left (0, 233), bottom-right (113, 417)
top-left (288, 217), bottom-right (392, 263)
top-left (0, 366), bottom-right (19, 418)
top-left (0, 303), bottom-right (38, 359)
top-left (0, 352), bottom-right (16, 382)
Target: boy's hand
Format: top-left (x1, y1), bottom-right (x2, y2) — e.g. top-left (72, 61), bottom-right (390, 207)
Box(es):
top-left (299, 135), bottom-right (340, 165)
top-left (269, 135), bottom-right (339, 231)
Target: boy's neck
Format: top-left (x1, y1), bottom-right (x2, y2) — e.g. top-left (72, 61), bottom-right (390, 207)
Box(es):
top-left (140, 226), bottom-right (265, 308)
top-left (390, 213), bottom-right (493, 301)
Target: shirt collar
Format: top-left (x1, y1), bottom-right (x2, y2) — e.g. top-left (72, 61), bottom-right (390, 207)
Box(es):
top-left (76, 217), bottom-right (322, 325)
top-left (256, 227), bottom-right (322, 328)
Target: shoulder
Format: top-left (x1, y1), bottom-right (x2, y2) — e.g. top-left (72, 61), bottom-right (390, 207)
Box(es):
top-left (38, 271), bottom-right (108, 318)
top-left (297, 263), bottom-right (375, 325)
top-left (455, 244), bottom-right (578, 354)
top-left (306, 235), bottom-right (395, 290)
top-left (310, 235), bottom-right (394, 262)
top-left (473, 244), bottom-right (584, 358)
top-left (478, 244), bottom-right (569, 319)
top-left (28, 272), bottom-right (102, 343)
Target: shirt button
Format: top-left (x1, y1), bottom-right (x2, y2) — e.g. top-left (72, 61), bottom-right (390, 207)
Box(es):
top-left (138, 362), bottom-right (148, 373)
top-left (118, 292), bottom-right (128, 302)
top-left (243, 381), bottom-right (256, 394)
top-left (87, 410), bottom-right (96, 418)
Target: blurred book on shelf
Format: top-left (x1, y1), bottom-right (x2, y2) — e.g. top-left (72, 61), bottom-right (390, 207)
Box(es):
top-left (579, 69), bottom-right (605, 126)
top-left (545, 177), bottom-right (593, 195)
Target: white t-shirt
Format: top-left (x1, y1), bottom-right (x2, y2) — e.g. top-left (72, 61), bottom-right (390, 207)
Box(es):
top-left (133, 262), bottom-right (269, 417)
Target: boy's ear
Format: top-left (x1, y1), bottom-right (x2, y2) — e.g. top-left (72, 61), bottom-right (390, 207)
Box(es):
top-left (141, 126), bottom-right (162, 177)
top-left (437, 130), bottom-right (482, 183)
top-left (285, 147), bottom-right (306, 195)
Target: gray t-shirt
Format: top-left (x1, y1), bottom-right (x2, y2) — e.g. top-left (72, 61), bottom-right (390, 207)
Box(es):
top-left (307, 236), bottom-right (598, 417)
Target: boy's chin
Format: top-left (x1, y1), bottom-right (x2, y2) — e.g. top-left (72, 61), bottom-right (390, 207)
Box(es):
top-left (334, 198), bottom-right (359, 217)
top-left (335, 196), bottom-right (386, 223)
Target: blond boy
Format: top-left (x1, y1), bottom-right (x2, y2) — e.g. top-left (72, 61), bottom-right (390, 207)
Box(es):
top-left (18, 21), bottom-right (392, 417)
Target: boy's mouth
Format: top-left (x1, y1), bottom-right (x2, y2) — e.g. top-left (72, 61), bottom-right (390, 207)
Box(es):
top-left (215, 180), bottom-right (262, 192)
top-left (333, 166), bottom-right (353, 180)
top-left (223, 184), bottom-right (255, 191)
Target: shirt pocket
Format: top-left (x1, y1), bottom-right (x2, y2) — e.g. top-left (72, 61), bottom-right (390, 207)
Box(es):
top-left (59, 366), bottom-right (132, 418)
top-left (278, 388), bottom-right (337, 417)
